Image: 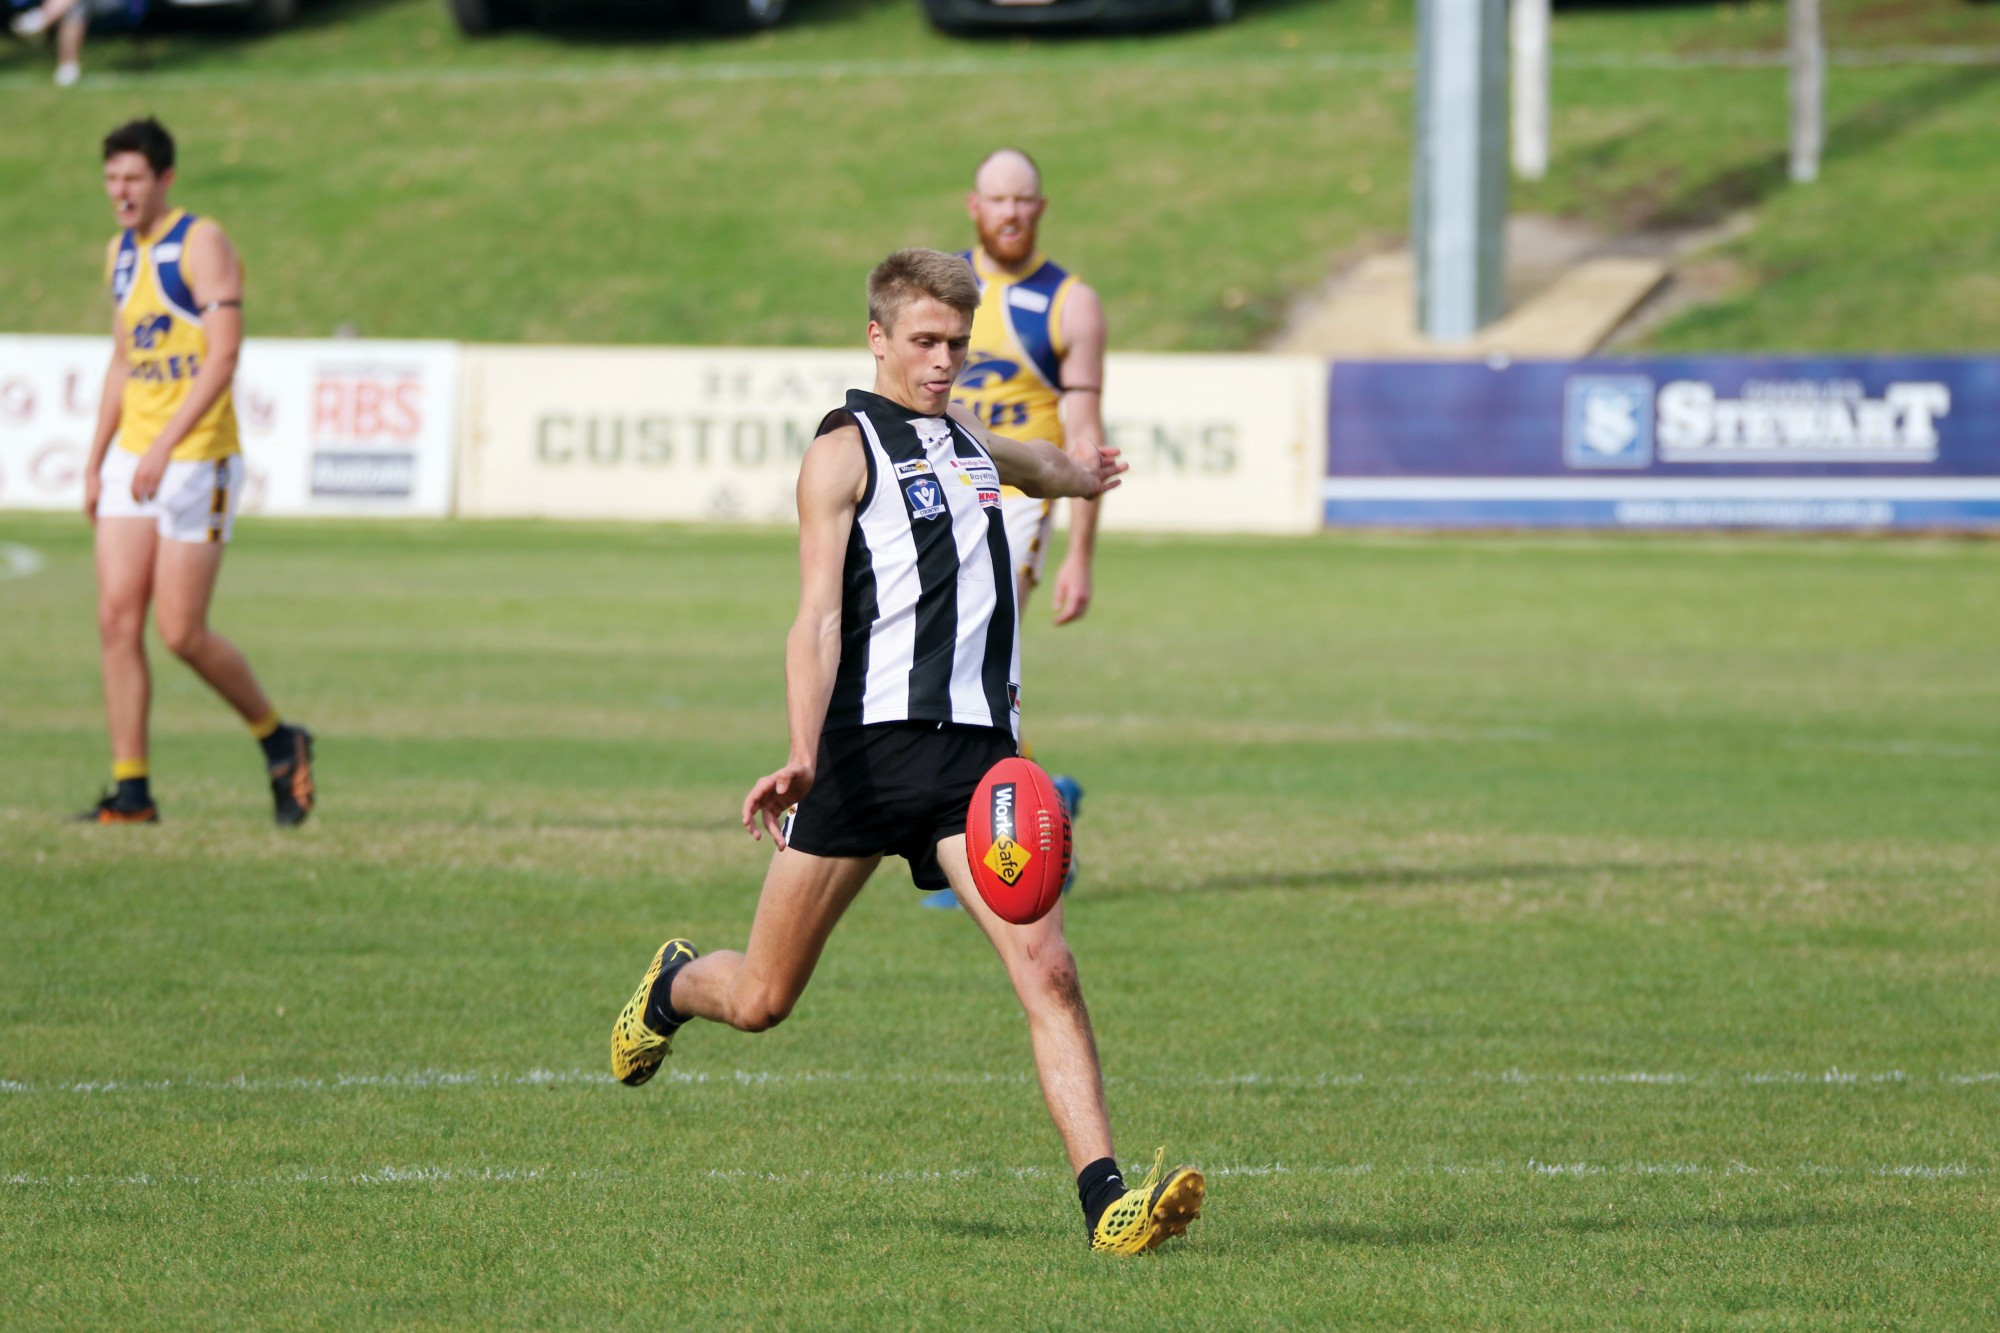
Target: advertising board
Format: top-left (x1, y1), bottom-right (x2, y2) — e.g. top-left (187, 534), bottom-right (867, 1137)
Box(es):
top-left (1325, 357), bottom-right (2000, 528)
top-left (0, 336), bottom-right (459, 517)
top-left (458, 346), bottom-right (1324, 534)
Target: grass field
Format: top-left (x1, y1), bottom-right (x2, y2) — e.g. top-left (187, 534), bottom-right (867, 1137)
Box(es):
top-left (3, 0), bottom-right (1998, 352)
top-left (3, 513), bottom-right (1999, 1326)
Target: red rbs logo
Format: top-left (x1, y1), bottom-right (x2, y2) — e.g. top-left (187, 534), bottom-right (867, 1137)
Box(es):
top-left (312, 373), bottom-right (423, 444)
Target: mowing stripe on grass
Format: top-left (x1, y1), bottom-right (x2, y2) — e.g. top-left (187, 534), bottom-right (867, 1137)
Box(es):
top-left (5, 1066), bottom-right (1995, 1095)
top-left (5, 45), bottom-right (1995, 96)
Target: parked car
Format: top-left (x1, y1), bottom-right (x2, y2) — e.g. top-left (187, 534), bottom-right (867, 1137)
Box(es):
top-left (922, 0), bottom-right (1233, 33)
top-left (447, 0), bottom-right (784, 35)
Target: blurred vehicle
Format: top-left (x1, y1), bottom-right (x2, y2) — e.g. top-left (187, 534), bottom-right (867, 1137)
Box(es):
top-left (7, 0), bottom-right (298, 33)
top-left (447, 0), bottom-right (785, 34)
top-left (922, 0), bottom-right (1233, 33)
top-left (177, 0), bottom-right (298, 30)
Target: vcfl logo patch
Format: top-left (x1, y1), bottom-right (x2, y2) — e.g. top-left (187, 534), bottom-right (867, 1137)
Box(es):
top-left (982, 782), bottom-right (1032, 886)
top-left (904, 476), bottom-right (946, 520)
top-left (1563, 375), bottom-right (1655, 469)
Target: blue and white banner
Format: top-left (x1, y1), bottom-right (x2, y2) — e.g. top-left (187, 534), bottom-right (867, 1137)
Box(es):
top-left (1325, 357), bottom-right (2000, 528)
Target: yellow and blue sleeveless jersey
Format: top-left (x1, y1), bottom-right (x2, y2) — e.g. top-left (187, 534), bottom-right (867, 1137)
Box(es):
top-left (109, 208), bottom-right (240, 462)
top-left (954, 249), bottom-right (1079, 495)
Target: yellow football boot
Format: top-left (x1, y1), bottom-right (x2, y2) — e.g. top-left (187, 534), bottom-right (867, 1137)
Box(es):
top-left (1090, 1147), bottom-right (1205, 1255)
top-left (611, 938), bottom-right (698, 1086)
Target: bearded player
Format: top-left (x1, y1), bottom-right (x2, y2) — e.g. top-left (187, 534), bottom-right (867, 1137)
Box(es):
top-left (921, 147), bottom-right (1105, 908)
top-left (611, 249), bottom-right (1203, 1255)
top-left (76, 118), bottom-right (314, 826)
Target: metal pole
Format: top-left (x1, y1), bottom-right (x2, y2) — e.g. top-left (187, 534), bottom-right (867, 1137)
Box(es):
top-left (1414, 0), bottom-right (1509, 339)
top-left (1511, 0), bottom-right (1549, 180)
top-left (1788, 0), bottom-right (1823, 183)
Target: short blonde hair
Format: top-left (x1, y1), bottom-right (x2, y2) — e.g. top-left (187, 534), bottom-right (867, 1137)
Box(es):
top-left (867, 248), bottom-right (979, 332)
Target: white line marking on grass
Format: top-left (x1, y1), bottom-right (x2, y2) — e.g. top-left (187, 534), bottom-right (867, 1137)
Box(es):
top-left (0, 544), bottom-right (45, 581)
top-left (4, 1066), bottom-right (1992, 1096)
top-left (1783, 736), bottom-right (1992, 759)
top-left (5, 45), bottom-right (1994, 94)
top-left (3, 1160), bottom-right (1989, 1190)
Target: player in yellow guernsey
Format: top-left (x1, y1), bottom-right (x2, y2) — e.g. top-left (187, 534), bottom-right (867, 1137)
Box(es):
top-left (77, 118), bottom-right (315, 827)
top-left (924, 147), bottom-right (1105, 907)
top-left (953, 148), bottom-right (1108, 627)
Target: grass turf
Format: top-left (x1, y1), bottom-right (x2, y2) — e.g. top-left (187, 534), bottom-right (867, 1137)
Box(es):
top-left (2, 513), bottom-right (1998, 1326)
top-left (2, 0), bottom-right (1997, 352)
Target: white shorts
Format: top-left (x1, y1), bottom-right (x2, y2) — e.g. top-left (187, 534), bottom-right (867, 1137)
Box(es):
top-left (97, 449), bottom-right (243, 544)
top-left (1002, 493), bottom-right (1055, 592)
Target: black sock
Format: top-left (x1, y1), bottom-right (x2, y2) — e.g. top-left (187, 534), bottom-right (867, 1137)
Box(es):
top-left (1077, 1156), bottom-right (1126, 1231)
top-left (643, 958), bottom-right (691, 1033)
top-left (258, 723), bottom-right (294, 770)
top-left (115, 776), bottom-right (151, 810)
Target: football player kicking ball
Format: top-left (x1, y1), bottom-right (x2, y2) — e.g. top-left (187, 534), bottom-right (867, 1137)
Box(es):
top-left (611, 248), bottom-right (1203, 1255)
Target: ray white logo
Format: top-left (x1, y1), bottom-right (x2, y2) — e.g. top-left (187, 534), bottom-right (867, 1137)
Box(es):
top-left (1657, 380), bottom-right (1950, 463)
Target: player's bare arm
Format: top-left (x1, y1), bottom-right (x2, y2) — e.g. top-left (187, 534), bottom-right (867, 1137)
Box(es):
top-left (84, 236), bottom-right (131, 524)
top-left (1053, 281), bottom-right (1107, 626)
top-left (740, 422), bottom-right (867, 847)
top-left (130, 221), bottom-right (243, 502)
top-left (948, 404), bottom-right (1126, 500)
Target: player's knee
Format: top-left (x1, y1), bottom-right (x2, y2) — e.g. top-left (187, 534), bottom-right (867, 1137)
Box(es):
top-left (158, 619), bottom-right (207, 661)
top-left (97, 602), bottom-right (144, 647)
top-left (728, 987), bottom-right (795, 1034)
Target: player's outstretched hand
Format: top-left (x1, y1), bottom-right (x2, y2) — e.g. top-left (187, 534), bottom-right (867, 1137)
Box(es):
top-left (742, 763), bottom-right (813, 849)
top-left (1081, 441), bottom-right (1126, 498)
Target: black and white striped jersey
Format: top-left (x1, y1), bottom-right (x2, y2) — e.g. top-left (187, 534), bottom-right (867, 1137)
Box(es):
top-left (823, 389), bottom-right (1021, 738)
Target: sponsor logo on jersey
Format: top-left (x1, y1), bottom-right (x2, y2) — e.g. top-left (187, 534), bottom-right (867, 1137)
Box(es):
top-left (977, 488), bottom-right (1002, 509)
top-left (904, 477), bottom-right (946, 520)
top-left (948, 457), bottom-right (1001, 487)
top-left (894, 459), bottom-right (933, 478)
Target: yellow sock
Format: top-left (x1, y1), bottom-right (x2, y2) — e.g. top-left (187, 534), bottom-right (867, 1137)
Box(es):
top-left (112, 757), bottom-right (149, 781)
top-left (248, 711), bottom-right (282, 740)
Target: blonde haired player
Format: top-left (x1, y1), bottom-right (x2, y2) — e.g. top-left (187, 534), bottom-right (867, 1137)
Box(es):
top-left (611, 249), bottom-right (1203, 1255)
top-left (77, 118), bottom-right (314, 826)
top-left (923, 146), bottom-right (1104, 907)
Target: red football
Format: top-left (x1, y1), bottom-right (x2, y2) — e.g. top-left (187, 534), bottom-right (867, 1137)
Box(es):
top-left (966, 756), bottom-right (1073, 925)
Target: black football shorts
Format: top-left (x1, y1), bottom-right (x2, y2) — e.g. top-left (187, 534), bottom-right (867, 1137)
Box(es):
top-left (784, 721), bottom-right (1017, 889)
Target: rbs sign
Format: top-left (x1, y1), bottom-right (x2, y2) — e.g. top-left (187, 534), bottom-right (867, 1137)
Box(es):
top-left (310, 369), bottom-right (427, 498)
